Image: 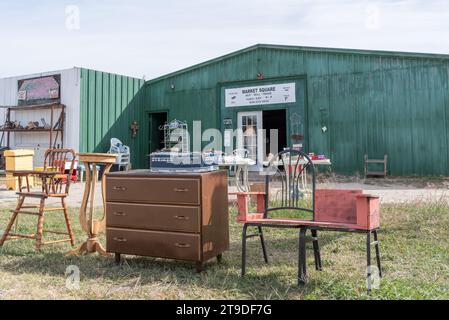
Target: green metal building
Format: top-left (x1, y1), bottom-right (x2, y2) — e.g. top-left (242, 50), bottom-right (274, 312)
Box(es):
top-left (78, 68), bottom-right (145, 165)
top-left (81, 44), bottom-right (449, 175)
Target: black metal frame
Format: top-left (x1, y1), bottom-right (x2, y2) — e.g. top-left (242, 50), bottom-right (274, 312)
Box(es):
top-left (241, 149), bottom-right (322, 285)
top-left (240, 149), bottom-right (382, 290)
top-left (306, 226), bottom-right (382, 291)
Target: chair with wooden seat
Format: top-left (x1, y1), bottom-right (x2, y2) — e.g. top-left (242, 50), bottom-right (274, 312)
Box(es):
top-left (0, 149), bottom-right (76, 251)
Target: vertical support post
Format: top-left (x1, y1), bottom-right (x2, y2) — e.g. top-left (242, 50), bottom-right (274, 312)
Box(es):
top-left (62, 197), bottom-right (75, 246)
top-left (258, 226), bottom-right (268, 263)
top-left (256, 194), bottom-right (266, 213)
top-left (366, 231), bottom-right (372, 292)
top-left (373, 230), bottom-right (382, 278)
top-left (298, 227), bottom-right (307, 285)
top-left (35, 198), bottom-right (46, 252)
top-left (311, 229), bottom-right (322, 271)
top-left (6, 108), bottom-right (10, 148)
top-left (60, 105), bottom-right (65, 148)
top-left (236, 194), bottom-right (249, 222)
top-left (0, 196), bottom-right (25, 246)
top-left (49, 104), bottom-right (54, 149)
top-left (241, 224), bottom-right (248, 277)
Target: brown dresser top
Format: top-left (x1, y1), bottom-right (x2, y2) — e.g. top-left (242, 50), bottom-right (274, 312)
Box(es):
top-left (106, 169), bottom-right (227, 179)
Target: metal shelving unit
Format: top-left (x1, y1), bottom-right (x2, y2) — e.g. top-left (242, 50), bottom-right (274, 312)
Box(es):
top-left (159, 119), bottom-right (188, 152)
top-left (0, 102), bottom-right (65, 149)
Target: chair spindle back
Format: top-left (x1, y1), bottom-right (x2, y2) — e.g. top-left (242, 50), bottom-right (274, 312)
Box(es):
top-left (264, 148), bottom-right (316, 219)
top-left (43, 149), bottom-right (76, 195)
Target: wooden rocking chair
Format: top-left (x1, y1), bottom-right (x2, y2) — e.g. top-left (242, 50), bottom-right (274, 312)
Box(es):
top-left (0, 149), bottom-right (76, 251)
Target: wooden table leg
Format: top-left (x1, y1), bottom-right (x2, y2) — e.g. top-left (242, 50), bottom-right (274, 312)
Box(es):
top-left (65, 241), bottom-right (88, 256)
top-left (66, 157), bottom-right (114, 257)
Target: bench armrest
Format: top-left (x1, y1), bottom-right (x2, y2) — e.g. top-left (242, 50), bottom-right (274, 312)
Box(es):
top-left (356, 194), bottom-right (380, 199)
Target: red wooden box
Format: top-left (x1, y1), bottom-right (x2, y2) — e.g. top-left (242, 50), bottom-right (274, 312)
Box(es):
top-left (232, 192), bottom-right (266, 222)
top-left (315, 189), bottom-right (380, 230)
top-left (356, 194), bottom-right (380, 230)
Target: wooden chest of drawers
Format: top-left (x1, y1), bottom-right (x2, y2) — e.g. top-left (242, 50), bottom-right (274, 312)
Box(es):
top-left (105, 170), bottom-right (229, 272)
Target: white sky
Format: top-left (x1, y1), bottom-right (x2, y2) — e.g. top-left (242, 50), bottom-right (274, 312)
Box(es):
top-left (0, 0), bottom-right (448, 79)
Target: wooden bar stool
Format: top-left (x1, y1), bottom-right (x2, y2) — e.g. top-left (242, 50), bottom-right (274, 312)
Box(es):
top-left (0, 149), bottom-right (76, 251)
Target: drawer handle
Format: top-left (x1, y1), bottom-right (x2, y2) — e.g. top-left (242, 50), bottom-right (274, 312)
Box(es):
top-left (174, 243), bottom-right (191, 248)
top-left (113, 212), bottom-right (126, 216)
top-left (174, 215), bottom-right (190, 220)
top-left (174, 188), bottom-right (189, 193)
top-left (113, 186), bottom-right (127, 191)
top-left (113, 237), bottom-right (128, 242)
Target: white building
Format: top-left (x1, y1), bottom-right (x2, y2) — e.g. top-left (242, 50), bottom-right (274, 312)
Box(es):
top-left (0, 68), bottom-right (144, 167)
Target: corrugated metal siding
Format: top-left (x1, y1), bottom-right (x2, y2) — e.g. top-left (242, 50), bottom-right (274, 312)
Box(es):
top-left (79, 69), bottom-right (145, 168)
top-left (144, 45), bottom-right (449, 175)
top-left (0, 68), bottom-right (81, 166)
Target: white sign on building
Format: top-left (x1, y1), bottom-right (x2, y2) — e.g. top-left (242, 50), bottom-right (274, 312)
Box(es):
top-left (225, 83), bottom-right (296, 108)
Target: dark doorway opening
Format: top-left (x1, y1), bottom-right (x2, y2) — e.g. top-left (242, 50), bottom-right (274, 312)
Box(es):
top-left (263, 109), bottom-right (287, 159)
top-left (149, 112), bottom-right (167, 154)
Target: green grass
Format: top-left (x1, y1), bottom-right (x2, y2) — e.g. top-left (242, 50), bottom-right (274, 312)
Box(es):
top-left (0, 200), bottom-right (448, 300)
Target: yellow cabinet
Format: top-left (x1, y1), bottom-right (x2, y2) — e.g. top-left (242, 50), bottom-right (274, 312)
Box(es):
top-left (4, 149), bottom-right (35, 190)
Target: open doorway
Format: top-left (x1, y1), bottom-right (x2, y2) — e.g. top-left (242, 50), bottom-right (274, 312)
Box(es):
top-left (263, 109), bottom-right (287, 159)
top-left (149, 112), bottom-right (167, 154)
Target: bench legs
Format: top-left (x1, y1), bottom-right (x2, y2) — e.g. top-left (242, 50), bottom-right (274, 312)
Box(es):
top-left (242, 224), bottom-right (381, 290)
top-left (298, 227), bottom-right (307, 285)
top-left (241, 224), bottom-right (269, 277)
top-left (373, 230), bottom-right (382, 278)
top-left (367, 230), bottom-right (382, 292)
top-left (242, 224), bottom-right (321, 285)
top-left (241, 224), bottom-right (248, 277)
top-left (258, 226), bottom-right (269, 264)
top-left (311, 229), bottom-right (322, 271)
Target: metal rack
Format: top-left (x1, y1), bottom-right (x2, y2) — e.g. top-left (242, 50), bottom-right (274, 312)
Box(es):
top-left (159, 119), bottom-right (188, 152)
top-left (0, 102), bottom-right (65, 149)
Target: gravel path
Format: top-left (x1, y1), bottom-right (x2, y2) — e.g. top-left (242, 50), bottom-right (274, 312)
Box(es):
top-left (318, 182), bottom-right (449, 203)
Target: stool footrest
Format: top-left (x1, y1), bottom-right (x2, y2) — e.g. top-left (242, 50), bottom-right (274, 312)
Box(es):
top-left (41, 239), bottom-right (72, 245)
top-left (43, 207), bottom-right (65, 212)
top-left (7, 233), bottom-right (36, 240)
top-left (10, 210), bottom-right (39, 216)
top-left (43, 230), bottom-right (70, 235)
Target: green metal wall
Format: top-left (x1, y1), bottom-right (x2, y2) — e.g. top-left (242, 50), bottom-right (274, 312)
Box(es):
top-left (143, 45), bottom-right (449, 175)
top-left (79, 68), bottom-right (146, 168)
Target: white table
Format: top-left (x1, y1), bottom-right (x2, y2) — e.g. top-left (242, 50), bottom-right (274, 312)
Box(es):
top-left (263, 158), bottom-right (331, 167)
top-left (218, 156), bottom-right (256, 192)
top-left (263, 158), bottom-right (332, 191)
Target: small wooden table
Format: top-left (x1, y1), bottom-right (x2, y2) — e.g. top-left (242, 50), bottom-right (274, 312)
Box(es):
top-left (66, 153), bottom-right (117, 257)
